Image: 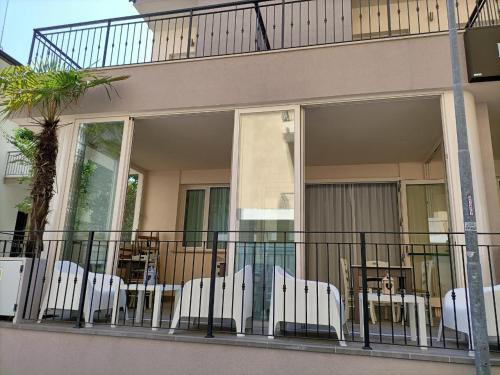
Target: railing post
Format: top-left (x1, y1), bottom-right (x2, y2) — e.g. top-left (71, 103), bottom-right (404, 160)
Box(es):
top-left (206, 231), bottom-right (218, 338)
top-left (386, 0), bottom-right (392, 37)
top-left (186, 10), bottom-right (194, 58)
top-left (360, 232), bottom-right (372, 350)
top-left (75, 231), bottom-right (94, 328)
top-left (101, 20), bottom-right (112, 67)
top-left (281, 0), bottom-right (285, 48)
top-left (28, 30), bottom-right (37, 66)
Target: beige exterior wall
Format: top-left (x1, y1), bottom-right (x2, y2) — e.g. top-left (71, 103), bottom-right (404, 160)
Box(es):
top-left (63, 33), bottom-right (466, 118)
top-left (0, 326), bottom-right (485, 375)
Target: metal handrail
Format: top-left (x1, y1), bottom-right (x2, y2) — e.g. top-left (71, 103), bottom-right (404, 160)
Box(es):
top-left (33, 0), bottom-right (291, 32)
top-left (465, 0), bottom-right (499, 27)
top-left (29, 0), bottom-right (477, 70)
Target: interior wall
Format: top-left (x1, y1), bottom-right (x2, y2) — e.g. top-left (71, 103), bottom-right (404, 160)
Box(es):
top-left (140, 162), bottom-right (446, 235)
top-left (139, 160), bottom-right (445, 283)
top-left (139, 168), bottom-right (230, 283)
top-left (305, 161), bottom-right (445, 181)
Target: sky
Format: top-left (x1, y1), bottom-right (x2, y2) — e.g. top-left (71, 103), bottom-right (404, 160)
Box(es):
top-left (0, 0), bottom-right (139, 64)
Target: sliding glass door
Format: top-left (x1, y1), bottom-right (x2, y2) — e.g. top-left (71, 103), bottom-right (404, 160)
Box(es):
top-left (62, 119), bottom-right (133, 271)
top-left (404, 182), bottom-right (451, 298)
top-left (230, 106), bottom-right (303, 319)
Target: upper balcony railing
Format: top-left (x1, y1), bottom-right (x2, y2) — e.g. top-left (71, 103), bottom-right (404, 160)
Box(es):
top-left (29, 0), bottom-right (482, 70)
top-left (4, 151), bottom-right (31, 178)
top-left (466, 0), bottom-right (499, 27)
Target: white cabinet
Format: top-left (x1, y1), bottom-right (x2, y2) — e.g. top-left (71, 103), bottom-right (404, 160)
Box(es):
top-left (0, 257), bottom-right (46, 322)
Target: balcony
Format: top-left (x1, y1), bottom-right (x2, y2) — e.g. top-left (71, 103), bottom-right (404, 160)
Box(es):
top-left (29, 0), bottom-right (484, 70)
top-left (4, 151), bottom-right (31, 178)
top-left (3, 229), bottom-right (500, 355)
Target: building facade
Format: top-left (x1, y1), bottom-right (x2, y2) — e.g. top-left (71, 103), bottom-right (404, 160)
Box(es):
top-left (1, 0), bottom-right (500, 373)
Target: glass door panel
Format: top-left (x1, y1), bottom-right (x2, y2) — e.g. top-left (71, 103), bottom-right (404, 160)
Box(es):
top-left (233, 108), bottom-right (301, 319)
top-left (406, 183), bottom-right (451, 298)
top-left (63, 121), bottom-right (125, 271)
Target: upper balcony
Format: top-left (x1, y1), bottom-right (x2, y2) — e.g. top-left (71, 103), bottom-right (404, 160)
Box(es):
top-left (28, 0), bottom-right (496, 70)
top-left (4, 151), bottom-right (31, 179)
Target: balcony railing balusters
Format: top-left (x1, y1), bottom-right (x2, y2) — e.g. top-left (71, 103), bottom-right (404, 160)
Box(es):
top-left (4, 229), bottom-right (500, 353)
top-left (4, 151), bottom-right (31, 178)
top-left (27, 0), bottom-right (485, 70)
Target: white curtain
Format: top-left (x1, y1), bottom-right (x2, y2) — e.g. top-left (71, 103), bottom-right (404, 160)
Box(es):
top-left (305, 183), bottom-right (401, 283)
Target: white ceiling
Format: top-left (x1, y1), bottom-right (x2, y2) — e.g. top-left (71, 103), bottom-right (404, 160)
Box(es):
top-left (131, 97), bottom-right (445, 171)
top-left (131, 111), bottom-right (234, 171)
top-left (305, 97), bottom-right (443, 166)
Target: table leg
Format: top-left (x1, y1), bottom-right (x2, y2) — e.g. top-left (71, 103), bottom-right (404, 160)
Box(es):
top-left (417, 301), bottom-right (428, 349)
top-left (135, 290), bottom-right (144, 324)
top-left (152, 288), bottom-right (162, 331)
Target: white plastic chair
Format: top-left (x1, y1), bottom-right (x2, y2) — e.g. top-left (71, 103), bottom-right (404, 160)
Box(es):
top-left (438, 285), bottom-right (500, 348)
top-left (268, 266), bottom-right (347, 346)
top-left (169, 265), bottom-right (253, 336)
top-left (38, 261), bottom-right (127, 326)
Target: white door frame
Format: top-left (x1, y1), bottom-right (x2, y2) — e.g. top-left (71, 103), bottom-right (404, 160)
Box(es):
top-left (128, 168), bottom-right (144, 241)
top-left (51, 116), bottom-right (134, 270)
top-left (400, 179), bottom-right (447, 245)
top-left (227, 105), bottom-right (304, 276)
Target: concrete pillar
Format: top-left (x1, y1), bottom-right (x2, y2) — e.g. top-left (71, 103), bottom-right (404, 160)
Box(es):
top-left (441, 91), bottom-right (496, 286)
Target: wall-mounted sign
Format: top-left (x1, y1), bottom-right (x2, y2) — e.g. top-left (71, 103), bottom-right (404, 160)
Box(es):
top-left (464, 26), bottom-right (500, 82)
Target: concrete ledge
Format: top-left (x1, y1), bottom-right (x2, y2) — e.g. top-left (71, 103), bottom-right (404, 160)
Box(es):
top-left (2, 321), bottom-right (499, 375)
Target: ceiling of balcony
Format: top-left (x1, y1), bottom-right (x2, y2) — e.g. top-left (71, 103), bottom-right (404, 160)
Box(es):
top-left (131, 110), bottom-right (234, 171)
top-left (131, 97), bottom-right (445, 172)
top-left (305, 97), bottom-right (444, 166)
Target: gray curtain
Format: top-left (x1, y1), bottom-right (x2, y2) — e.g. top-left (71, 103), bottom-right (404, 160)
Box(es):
top-left (207, 187), bottom-right (230, 248)
top-left (183, 190), bottom-right (205, 246)
top-left (306, 183), bottom-right (401, 284)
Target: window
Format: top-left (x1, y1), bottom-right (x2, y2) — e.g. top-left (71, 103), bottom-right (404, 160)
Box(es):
top-left (182, 186), bottom-right (230, 248)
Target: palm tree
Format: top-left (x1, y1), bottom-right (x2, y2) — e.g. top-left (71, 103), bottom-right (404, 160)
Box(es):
top-left (0, 63), bottom-right (128, 254)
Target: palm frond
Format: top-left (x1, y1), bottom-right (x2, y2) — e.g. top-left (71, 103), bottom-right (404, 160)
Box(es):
top-left (0, 64), bottom-right (129, 123)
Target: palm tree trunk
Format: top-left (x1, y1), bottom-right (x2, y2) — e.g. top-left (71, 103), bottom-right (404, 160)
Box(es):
top-left (27, 120), bottom-right (59, 256)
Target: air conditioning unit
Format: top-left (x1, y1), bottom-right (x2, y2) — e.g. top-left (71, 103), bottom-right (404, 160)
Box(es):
top-left (0, 257), bottom-right (46, 322)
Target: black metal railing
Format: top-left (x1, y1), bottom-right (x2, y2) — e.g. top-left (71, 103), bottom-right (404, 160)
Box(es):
top-left (29, 0), bottom-right (479, 69)
top-left (4, 151), bottom-right (31, 178)
top-left (466, 0), bottom-right (499, 27)
top-left (3, 229), bottom-right (500, 352)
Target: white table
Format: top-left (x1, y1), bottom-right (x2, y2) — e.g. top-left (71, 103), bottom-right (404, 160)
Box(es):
top-left (359, 293), bottom-right (428, 349)
top-left (111, 283), bottom-right (181, 330)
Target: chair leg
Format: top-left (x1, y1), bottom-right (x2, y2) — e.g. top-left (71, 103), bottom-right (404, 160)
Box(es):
top-left (85, 308), bottom-right (95, 328)
top-left (436, 321), bottom-right (443, 342)
top-left (235, 315), bottom-right (246, 337)
top-left (37, 293), bottom-right (48, 323)
top-left (168, 305), bottom-right (180, 334)
top-left (369, 301), bottom-right (377, 324)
